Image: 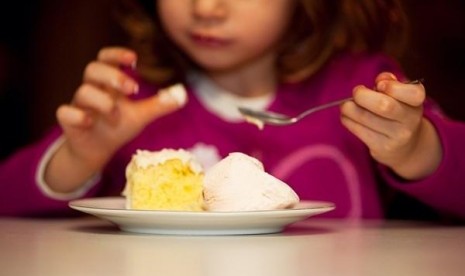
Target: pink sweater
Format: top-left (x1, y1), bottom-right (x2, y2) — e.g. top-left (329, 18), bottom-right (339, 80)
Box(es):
top-left (1, 53), bottom-right (465, 219)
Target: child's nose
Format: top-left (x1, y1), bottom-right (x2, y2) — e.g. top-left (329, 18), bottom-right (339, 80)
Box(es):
top-left (192, 0), bottom-right (227, 22)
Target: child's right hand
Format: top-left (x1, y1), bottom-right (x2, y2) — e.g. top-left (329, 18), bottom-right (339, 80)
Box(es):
top-left (46, 47), bottom-right (186, 193)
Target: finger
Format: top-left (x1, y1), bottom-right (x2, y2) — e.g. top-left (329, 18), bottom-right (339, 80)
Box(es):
top-left (73, 84), bottom-right (116, 116)
top-left (83, 62), bottom-right (139, 95)
top-left (97, 47), bottom-right (137, 68)
top-left (375, 72), bottom-right (398, 83)
top-left (342, 99), bottom-right (422, 142)
top-left (132, 84), bottom-right (188, 126)
top-left (353, 85), bottom-right (404, 121)
top-left (341, 100), bottom-right (398, 136)
top-left (376, 79), bottom-right (425, 107)
top-left (56, 105), bottom-right (93, 129)
top-left (340, 114), bottom-right (390, 151)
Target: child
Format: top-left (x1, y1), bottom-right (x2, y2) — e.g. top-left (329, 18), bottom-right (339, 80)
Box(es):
top-left (1, 0), bottom-right (464, 219)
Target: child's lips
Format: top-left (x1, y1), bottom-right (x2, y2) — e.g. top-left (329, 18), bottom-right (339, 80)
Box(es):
top-left (190, 33), bottom-right (232, 48)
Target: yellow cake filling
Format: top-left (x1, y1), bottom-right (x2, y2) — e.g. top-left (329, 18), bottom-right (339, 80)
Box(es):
top-left (126, 158), bottom-right (204, 211)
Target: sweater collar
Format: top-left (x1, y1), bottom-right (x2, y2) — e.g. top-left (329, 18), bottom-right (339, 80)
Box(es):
top-left (187, 72), bottom-right (276, 122)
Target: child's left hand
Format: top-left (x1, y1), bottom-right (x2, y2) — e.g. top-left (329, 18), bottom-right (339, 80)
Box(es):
top-left (340, 72), bottom-right (442, 180)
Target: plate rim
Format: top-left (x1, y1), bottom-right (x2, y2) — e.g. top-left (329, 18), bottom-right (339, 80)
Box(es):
top-left (69, 197), bottom-right (335, 235)
top-left (69, 196), bottom-right (335, 216)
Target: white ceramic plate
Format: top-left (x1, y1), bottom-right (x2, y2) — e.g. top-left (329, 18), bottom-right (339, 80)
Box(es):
top-left (69, 197), bottom-right (334, 235)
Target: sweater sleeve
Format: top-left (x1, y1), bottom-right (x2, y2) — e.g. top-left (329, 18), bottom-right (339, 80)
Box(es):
top-left (379, 105), bottom-right (465, 219)
top-left (0, 127), bottom-right (102, 216)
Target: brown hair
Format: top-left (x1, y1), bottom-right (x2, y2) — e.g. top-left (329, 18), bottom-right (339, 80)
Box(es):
top-left (116, 0), bottom-right (408, 85)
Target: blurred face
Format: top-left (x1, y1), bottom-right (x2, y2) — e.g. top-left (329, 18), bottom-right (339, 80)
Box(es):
top-left (157, 0), bottom-right (296, 73)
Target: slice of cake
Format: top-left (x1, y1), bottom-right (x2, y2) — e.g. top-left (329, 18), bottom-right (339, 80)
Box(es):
top-left (123, 149), bottom-right (204, 211)
top-left (203, 152), bottom-right (299, 211)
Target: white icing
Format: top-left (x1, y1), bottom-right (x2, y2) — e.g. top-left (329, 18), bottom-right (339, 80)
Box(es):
top-left (158, 83), bottom-right (188, 107)
top-left (130, 149), bottom-right (203, 174)
top-left (168, 84), bottom-right (187, 106)
top-left (243, 115), bottom-right (265, 130)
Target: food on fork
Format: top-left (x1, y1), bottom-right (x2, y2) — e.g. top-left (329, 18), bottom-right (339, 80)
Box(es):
top-left (123, 149), bottom-right (205, 211)
top-left (123, 149), bottom-right (299, 212)
top-left (203, 152), bottom-right (299, 211)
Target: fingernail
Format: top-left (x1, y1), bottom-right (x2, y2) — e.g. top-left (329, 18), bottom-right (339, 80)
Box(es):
top-left (131, 60), bottom-right (137, 70)
top-left (123, 80), bottom-right (138, 94)
top-left (353, 85), bottom-right (364, 93)
top-left (158, 84), bottom-right (187, 106)
top-left (388, 73), bottom-right (398, 80)
top-left (377, 81), bottom-right (386, 91)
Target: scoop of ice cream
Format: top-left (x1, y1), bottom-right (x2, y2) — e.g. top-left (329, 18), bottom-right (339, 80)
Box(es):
top-left (203, 152), bottom-right (299, 211)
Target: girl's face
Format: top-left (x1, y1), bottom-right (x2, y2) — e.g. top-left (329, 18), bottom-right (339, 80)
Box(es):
top-left (157, 0), bottom-right (296, 73)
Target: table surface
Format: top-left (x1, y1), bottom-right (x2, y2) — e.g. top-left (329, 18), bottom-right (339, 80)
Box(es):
top-left (1, 217), bottom-right (464, 276)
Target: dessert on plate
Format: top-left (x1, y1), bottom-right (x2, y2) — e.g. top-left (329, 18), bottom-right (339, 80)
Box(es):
top-left (203, 152), bottom-right (299, 211)
top-left (123, 149), bottom-right (299, 212)
top-left (123, 149), bottom-right (204, 211)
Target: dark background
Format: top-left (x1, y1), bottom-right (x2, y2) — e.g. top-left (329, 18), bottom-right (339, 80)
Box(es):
top-left (1, 0), bottom-right (465, 159)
